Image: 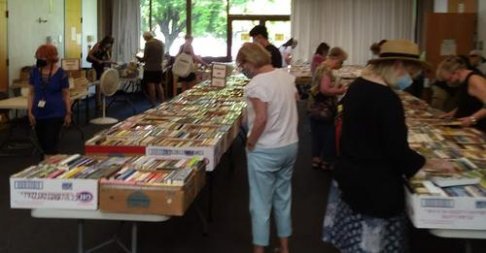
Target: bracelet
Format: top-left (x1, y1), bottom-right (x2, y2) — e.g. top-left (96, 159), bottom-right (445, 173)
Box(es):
top-left (470, 116), bottom-right (477, 125)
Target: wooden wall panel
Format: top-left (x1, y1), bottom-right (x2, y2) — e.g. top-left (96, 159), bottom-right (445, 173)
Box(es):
top-left (0, 0), bottom-right (7, 92)
top-left (425, 13), bottom-right (476, 71)
top-left (65, 0), bottom-right (82, 59)
top-left (448, 0), bottom-right (477, 13)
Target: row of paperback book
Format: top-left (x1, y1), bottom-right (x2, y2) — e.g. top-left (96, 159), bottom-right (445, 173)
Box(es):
top-left (85, 77), bottom-right (247, 151)
top-left (11, 154), bottom-right (204, 187)
top-left (399, 92), bottom-right (486, 197)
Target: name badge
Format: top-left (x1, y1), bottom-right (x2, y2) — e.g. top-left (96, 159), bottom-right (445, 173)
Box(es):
top-left (38, 100), bottom-right (46, 108)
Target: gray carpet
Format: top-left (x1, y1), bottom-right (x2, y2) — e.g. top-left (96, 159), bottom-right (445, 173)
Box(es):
top-left (0, 92), bottom-right (484, 253)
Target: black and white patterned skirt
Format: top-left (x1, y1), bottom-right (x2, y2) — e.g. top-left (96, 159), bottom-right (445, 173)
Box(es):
top-left (322, 181), bottom-right (409, 253)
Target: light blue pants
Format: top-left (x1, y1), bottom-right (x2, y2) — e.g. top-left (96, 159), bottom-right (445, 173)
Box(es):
top-left (247, 142), bottom-right (298, 246)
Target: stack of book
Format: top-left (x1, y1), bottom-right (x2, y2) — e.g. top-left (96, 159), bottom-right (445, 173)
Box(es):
top-left (11, 154), bottom-right (129, 180)
top-left (100, 156), bottom-right (205, 187)
top-left (399, 92), bottom-right (486, 198)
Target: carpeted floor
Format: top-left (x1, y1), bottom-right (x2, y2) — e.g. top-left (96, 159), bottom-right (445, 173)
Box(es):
top-left (0, 91), bottom-right (484, 253)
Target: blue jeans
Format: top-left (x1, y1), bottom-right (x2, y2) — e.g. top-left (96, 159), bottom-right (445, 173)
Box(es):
top-left (246, 143), bottom-right (298, 246)
top-left (309, 119), bottom-right (336, 162)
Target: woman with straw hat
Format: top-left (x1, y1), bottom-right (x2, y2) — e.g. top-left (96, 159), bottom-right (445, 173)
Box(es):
top-left (322, 40), bottom-right (452, 252)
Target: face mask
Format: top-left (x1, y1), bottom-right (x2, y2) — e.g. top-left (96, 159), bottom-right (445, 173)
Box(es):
top-left (395, 73), bottom-right (413, 90)
top-left (36, 59), bottom-right (48, 68)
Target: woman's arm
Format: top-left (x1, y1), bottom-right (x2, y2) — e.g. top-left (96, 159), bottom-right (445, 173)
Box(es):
top-left (246, 97), bottom-right (268, 150)
top-left (459, 75), bottom-right (486, 126)
top-left (62, 88), bottom-right (72, 126)
top-left (27, 86), bottom-right (36, 127)
top-left (319, 74), bottom-right (346, 96)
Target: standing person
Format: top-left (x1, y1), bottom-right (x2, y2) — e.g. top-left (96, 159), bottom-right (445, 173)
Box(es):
top-left (307, 47), bottom-right (347, 170)
top-left (139, 31), bottom-right (164, 106)
top-left (174, 35), bottom-right (208, 93)
top-left (237, 42), bottom-right (299, 253)
top-left (87, 35), bottom-right (114, 111)
top-left (28, 44), bottom-right (71, 160)
top-left (436, 56), bottom-right (486, 132)
top-left (322, 40), bottom-right (451, 252)
top-left (310, 42), bottom-right (330, 75)
top-left (87, 35), bottom-right (114, 80)
top-left (279, 38), bottom-right (298, 68)
top-left (249, 25), bottom-right (282, 68)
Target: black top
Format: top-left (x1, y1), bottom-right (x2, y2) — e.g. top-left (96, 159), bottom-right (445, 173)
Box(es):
top-left (265, 44), bottom-right (283, 68)
top-left (455, 72), bottom-right (486, 131)
top-left (334, 77), bottom-right (425, 218)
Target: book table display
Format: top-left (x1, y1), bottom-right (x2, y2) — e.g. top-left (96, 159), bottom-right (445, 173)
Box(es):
top-left (10, 154), bottom-right (206, 253)
top-left (399, 92), bottom-right (486, 252)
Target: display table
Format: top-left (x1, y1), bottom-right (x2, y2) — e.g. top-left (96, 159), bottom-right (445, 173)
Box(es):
top-left (0, 91), bottom-right (88, 155)
top-left (31, 209), bottom-right (170, 253)
top-left (429, 229), bottom-right (486, 253)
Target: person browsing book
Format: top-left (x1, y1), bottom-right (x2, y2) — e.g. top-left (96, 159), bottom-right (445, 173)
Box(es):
top-left (237, 42), bottom-right (299, 253)
top-left (436, 56), bottom-right (486, 132)
top-left (322, 40), bottom-right (453, 252)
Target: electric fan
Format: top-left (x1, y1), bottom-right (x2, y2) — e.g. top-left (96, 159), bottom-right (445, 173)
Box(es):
top-left (90, 68), bottom-right (120, 125)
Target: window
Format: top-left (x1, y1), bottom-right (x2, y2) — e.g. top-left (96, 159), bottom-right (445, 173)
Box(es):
top-left (141, 0), bottom-right (291, 59)
top-left (141, 0), bottom-right (187, 54)
top-left (229, 0), bottom-right (291, 15)
top-left (191, 0), bottom-right (228, 57)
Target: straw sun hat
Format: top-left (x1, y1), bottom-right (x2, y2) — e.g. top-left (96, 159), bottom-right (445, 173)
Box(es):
top-left (368, 40), bottom-right (428, 67)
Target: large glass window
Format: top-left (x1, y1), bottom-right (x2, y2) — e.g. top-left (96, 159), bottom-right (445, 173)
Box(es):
top-left (229, 0), bottom-right (291, 15)
top-left (140, 0), bottom-right (291, 59)
top-left (141, 0), bottom-right (187, 54)
top-left (191, 0), bottom-right (227, 57)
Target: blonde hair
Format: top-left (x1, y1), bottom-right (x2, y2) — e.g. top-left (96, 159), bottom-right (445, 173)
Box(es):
top-left (365, 60), bottom-right (422, 86)
top-left (328, 47), bottom-right (348, 61)
top-left (364, 62), bottom-right (398, 86)
top-left (436, 56), bottom-right (467, 80)
top-left (236, 42), bottom-right (271, 68)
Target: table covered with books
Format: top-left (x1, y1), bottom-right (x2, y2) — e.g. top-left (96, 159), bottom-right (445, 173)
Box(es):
top-left (9, 74), bottom-right (248, 252)
top-left (398, 92), bottom-right (486, 248)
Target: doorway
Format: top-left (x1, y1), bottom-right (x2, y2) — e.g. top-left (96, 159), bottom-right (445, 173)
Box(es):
top-left (228, 15), bottom-right (290, 60)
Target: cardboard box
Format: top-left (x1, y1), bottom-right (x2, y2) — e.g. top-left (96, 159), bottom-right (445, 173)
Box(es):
top-left (406, 187), bottom-right (486, 230)
top-left (10, 177), bottom-right (98, 210)
top-left (99, 168), bottom-right (205, 216)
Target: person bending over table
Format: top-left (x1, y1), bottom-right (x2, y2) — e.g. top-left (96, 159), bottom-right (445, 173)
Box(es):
top-left (28, 44), bottom-right (71, 160)
top-left (436, 56), bottom-right (486, 132)
top-left (322, 40), bottom-right (453, 252)
top-left (237, 42), bottom-right (299, 253)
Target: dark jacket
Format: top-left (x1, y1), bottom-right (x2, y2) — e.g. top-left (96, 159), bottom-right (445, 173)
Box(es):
top-left (334, 77), bottom-right (425, 218)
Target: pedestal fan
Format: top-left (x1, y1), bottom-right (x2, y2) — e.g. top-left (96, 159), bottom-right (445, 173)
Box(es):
top-left (90, 68), bottom-right (120, 125)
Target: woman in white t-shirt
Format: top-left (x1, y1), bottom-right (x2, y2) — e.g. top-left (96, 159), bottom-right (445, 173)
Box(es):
top-left (236, 42), bottom-right (299, 253)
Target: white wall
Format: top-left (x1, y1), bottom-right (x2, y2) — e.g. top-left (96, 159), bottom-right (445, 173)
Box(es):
top-left (81, 0), bottom-right (97, 68)
top-left (434, 0), bottom-right (448, 13)
top-left (8, 0), bottom-right (64, 87)
top-left (478, 0), bottom-right (486, 54)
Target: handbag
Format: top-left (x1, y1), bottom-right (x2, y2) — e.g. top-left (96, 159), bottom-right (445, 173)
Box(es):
top-left (307, 92), bottom-right (337, 122)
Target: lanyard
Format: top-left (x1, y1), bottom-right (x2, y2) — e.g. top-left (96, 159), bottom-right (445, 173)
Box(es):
top-left (40, 64), bottom-right (54, 98)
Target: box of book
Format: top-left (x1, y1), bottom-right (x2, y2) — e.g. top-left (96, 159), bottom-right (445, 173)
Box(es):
top-left (99, 157), bottom-right (206, 216)
top-left (85, 134), bottom-right (146, 155)
top-left (9, 155), bottom-right (128, 210)
top-left (145, 138), bottom-right (224, 172)
top-left (406, 187), bottom-right (486, 230)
